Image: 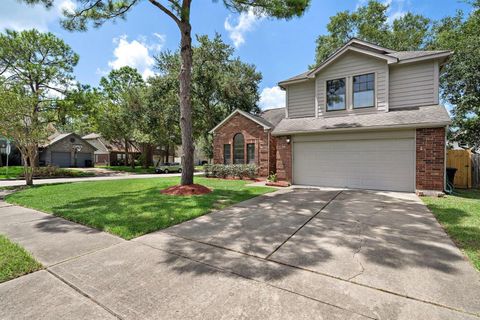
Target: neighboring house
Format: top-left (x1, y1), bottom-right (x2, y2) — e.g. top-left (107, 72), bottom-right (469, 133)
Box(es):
top-left (211, 39), bottom-right (452, 193)
top-left (175, 141), bottom-right (209, 165)
top-left (82, 133), bottom-right (141, 166)
top-left (39, 133), bottom-right (96, 168)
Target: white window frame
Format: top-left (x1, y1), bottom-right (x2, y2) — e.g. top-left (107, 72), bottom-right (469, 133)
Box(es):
top-left (352, 72), bottom-right (376, 109)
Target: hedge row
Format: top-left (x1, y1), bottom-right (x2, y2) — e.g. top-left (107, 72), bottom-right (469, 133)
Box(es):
top-left (204, 164), bottom-right (257, 179)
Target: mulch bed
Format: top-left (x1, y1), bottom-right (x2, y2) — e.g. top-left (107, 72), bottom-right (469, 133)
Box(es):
top-left (265, 181), bottom-right (291, 187)
top-left (160, 184), bottom-right (212, 196)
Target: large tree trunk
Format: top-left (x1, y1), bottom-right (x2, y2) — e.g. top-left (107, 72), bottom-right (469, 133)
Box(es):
top-left (179, 19), bottom-right (194, 185)
top-left (141, 143), bottom-right (154, 168)
top-left (124, 139), bottom-right (129, 166)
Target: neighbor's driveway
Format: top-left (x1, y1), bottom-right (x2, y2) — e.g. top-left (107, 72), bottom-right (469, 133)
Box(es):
top-left (1, 188), bottom-right (479, 319)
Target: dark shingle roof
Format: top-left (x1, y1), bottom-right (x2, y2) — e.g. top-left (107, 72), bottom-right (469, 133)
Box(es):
top-left (386, 50), bottom-right (451, 60)
top-left (272, 105), bottom-right (451, 135)
top-left (260, 108), bottom-right (286, 127)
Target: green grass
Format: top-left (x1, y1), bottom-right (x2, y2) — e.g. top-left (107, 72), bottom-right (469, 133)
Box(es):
top-left (99, 165), bottom-right (156, 174)
top-left (6, 177), bottom-right (275, 240)
top-left (0, 166), bottom-right (24, 179)
top-left (422, 189), bottom-right (480, 271)
top-left (0, 235), bottom-right (42, 283)
top-left (0, 166), bottom-right (94, 180)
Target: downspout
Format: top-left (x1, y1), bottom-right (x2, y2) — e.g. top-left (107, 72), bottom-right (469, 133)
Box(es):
top-left (267, 130), bottom-right (270, 177)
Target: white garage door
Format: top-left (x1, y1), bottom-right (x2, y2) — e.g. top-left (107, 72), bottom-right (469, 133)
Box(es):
top-left (293, 136), bottom-right (415, 192)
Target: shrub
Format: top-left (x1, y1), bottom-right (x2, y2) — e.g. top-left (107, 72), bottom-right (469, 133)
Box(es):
top-left (204, 164), bottom-right (212, 177)
top-left (267, 172), bottom-right (278, 182)
top-left (205, 164), bottom-right (258, 180)
top-left (245, 164), bottom-right (257, 179)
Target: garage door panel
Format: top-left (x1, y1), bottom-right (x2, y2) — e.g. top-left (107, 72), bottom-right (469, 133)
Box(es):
top-left (293, 138), bottom-right (414, 192)
top-left (51, 152), bottom-right (71, 168)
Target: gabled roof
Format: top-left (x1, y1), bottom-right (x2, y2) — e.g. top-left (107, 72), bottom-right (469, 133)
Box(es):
top-left (41, 132), bottom-right (98, 151)
top-left (279, 38), bottom-right (452, 87)
top-left (272, 105), bottom-right (451, 136)
top-left (209, 109), bottom-right (281, 134)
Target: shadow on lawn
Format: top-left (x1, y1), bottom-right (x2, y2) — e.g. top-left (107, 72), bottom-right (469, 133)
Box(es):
top-left (41, 186), bottom-right (267, 239)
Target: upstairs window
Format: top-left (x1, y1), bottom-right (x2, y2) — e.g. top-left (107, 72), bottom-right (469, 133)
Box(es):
top-left (223, 144), bottom-right (231, 164)
top-left (233, 133), bottom-right (245, 164)
top-left (353, 73), bottom-right (375, 108)
top-left (326, 78), bottom-right (346, 111)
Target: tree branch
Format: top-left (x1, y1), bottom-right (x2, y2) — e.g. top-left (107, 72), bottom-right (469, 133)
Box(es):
top-left (148, 0), bottom-right (180, 25)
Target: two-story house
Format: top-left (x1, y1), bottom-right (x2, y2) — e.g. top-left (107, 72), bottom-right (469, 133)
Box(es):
top-left (210, 39), bottom-right (452, 193)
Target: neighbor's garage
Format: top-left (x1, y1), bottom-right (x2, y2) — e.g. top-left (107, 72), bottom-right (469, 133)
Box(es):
top-left (51, 152), bottom-right (71, 168)
top-left (292, 130), bottom-right (415, 192)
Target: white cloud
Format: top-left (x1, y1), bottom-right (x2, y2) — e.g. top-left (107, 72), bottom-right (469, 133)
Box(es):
top-left (224, 9), bottom-right (264, 48)
top-left (107, 34), bottom-right (165, 80)
top-left (0, 0), bottom-right (75, 32)
top-left (259, 86), bottom-right (285, 110)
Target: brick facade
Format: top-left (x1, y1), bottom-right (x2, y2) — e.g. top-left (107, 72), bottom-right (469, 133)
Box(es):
top-left (212, 113), bottom-right (274, 176)
top-left (275, 136), bottom-right (292, 182)
top-left (416, 127), bottom-right (445, 191)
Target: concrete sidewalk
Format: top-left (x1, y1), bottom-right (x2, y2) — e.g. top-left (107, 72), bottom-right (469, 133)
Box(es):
top-left (1, 189), bottom-right (479, 320)
top-left (0, 172), bottom-right (203, 187)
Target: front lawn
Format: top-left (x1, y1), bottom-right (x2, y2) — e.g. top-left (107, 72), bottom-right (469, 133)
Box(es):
top-left (0, 235), bottom-right (42, 283)
top-left (422, 189), bottom-right (480, 271)
top-left (6, 177), bottom-right (275, 239)
top-left (99, 165), bottom-right (156, 174)
top-left (0, 166), bottom-right (24, 179)
top-left (0, 166), bottom-right (94, 180)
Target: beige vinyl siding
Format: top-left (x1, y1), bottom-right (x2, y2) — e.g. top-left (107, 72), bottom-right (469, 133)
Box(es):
top-left (389, 61), bottom-right (436, 108)
top-left (316, 51), bottom-right (388, 115)
top-left (287, 81), bottom-right (316, 118)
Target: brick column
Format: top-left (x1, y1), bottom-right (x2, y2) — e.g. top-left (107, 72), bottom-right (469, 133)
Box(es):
top-left (416, 127), bottom-right (445, 191)
top-left (276, 136), bottom-right (292, 182)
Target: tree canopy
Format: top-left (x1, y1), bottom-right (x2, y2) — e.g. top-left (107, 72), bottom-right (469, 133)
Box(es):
top-left (430, 4), bottom-right (480, 147)
top-left (152, 34), bottom-right (262, 158)
top-left (0, 29), bottom-right (78, 185)
top-left (97, 66), bottom-right (145, 166)
top-left (312, 0), bottom-right (431, 66)
top-left (22, 0), bottom-right (311, 185)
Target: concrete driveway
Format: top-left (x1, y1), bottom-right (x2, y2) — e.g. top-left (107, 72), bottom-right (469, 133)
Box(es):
top-left (1, 188), bottom-right (479, 319)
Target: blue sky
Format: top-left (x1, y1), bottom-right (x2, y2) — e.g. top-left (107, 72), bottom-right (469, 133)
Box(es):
top-left (0, 0), bottom-right (470, 109)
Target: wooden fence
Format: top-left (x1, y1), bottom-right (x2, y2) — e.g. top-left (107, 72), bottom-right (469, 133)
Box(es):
top-left (446, 150), bottom-right (472, 188)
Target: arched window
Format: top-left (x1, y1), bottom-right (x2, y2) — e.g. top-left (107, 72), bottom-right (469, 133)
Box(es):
top-left (233, 133), bottom-right (245, 164)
